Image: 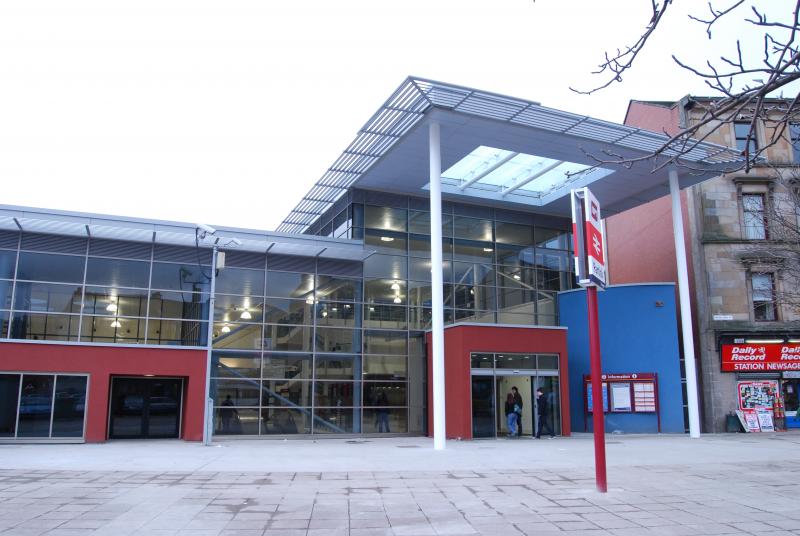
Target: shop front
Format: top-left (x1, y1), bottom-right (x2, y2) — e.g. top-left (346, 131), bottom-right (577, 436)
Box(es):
top-left (720, 335), bottom-right (800, 431)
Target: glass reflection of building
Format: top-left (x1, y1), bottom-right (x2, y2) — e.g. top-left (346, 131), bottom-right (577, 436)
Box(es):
top-left (0, 190), bottom-right (572, 437)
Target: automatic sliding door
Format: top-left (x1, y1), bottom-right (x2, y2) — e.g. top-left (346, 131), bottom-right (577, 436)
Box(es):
top-left (534, 375), bottom-right (561, 436)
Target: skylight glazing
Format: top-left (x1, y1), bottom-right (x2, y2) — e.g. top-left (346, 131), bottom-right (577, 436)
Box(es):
top-left (441, 145), bottom-right (614, 202)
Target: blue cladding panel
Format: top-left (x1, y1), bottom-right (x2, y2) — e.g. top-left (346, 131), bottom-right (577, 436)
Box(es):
top-left (558, 284), bottom-right (685, 434)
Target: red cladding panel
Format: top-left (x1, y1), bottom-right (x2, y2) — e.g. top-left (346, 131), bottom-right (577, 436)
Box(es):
top-left (426, 325), bottom-right (570, 440)
top-left (0, 342), bottom-right (207, 442)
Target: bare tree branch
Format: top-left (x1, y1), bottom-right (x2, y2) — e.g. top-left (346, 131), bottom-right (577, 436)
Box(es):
top-left (570, 0), bottom-right (673, 95)
top-left (568, 0), bottom-right (800, 174)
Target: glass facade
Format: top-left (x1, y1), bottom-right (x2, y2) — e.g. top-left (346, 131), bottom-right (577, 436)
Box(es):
top-left (0, 192), bottom-right (572, 438)
top-left (209, 251), bottom-right (426, 436)
top-left (0, 232), bottom-right (210, 345)
top-left (306, 189), bottom-right (575, 328)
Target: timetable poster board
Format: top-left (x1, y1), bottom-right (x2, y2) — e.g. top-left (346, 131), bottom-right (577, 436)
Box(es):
top-left (586, 381), bottom-right (609, 413)
top-left (633, 382), bottom-right (657, 412)
top-left (610, 383), bottom-right (632, 412)
top-left (738, 380), bottom-right (778, 410)
top-left (584, 374), bottom-right (658, 414)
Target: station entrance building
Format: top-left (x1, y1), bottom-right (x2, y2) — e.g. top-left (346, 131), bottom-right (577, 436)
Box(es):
top-left (0, 78), bottom-right (741, 442)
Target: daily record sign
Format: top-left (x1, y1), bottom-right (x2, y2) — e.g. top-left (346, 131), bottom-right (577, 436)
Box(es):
top-left (570, 187), bottom-right (607, 289)
top-left (722, 344), bottom-right (800, 371)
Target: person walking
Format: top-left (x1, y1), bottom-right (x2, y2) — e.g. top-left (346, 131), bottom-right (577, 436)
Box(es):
top-left (511, 386), bottom-right (523, 437)
top-left (219, 395), bottom-right (238, 434)
top-left (504, 393), bottom-right (518, 438)
top-left (535, 388), bottom-right (555, 439)
top-left (376, 391), bottom-right (391, 433)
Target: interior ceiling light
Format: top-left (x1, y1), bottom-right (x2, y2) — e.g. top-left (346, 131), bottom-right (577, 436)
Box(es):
top-left (306, 296), bottom-right (315, 304)
top-left (110, 319), bottom-right (121, 328)
top-left (393, 297), bottom-right (402, 304)
top-left (239, 309), bottom-right (252, 320)
top-left (106, 303), bottom-right (117, 312)
top-left (789, 339), bottom-right (800, 343)
top-left (390, 282), bottom-right (400, 291)
top-left (221, 324), bottom-right (231, 333)
top-left (513, 274), bottom-right (521, 280)
top-left (483, 248), bottom-right (493, 252)
top-left (380, 236), bottom-right (395, 242)
top-left (322, 310), bottom-right (328, 317)
top-left (745, 339), bottom-right (784, 344)
top-left (331, 307), bottom-right (338, 312)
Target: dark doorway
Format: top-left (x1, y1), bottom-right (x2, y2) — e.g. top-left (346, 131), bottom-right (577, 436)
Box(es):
top-left (471, 376), bottom-right (495, 438)
top-left (109, 377), bottom-right (183, 439)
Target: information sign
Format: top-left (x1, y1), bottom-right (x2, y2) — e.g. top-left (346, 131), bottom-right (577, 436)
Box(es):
top-left (584, 374), bottom-right (658, 414)
top-left (570, 187), bottom-right (606, 289)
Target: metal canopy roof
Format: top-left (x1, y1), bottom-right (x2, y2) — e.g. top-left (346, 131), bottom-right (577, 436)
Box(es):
top-left (277, 77), bottom-right (744, 233)
top-left (0, 205), bottom-right (370, 261)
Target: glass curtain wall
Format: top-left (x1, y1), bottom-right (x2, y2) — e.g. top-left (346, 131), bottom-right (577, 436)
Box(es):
top-left (312, 191), bottom-right (574, 329)
top-left (209, 252), bottom-right (420, 436)
top-left (0, 231), bottom-right (210, 345)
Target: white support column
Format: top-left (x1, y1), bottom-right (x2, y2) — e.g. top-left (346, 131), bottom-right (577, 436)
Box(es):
top-left (429, 121), bottom-right (446, 450)
top-left (203, 245), bottom-right (218, 446)
top-left (669, 170), bottom-right (701, 438)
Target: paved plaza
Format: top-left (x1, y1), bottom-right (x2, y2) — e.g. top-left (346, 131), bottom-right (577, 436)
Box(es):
top-left (0, 433), bottom-right (798, 535)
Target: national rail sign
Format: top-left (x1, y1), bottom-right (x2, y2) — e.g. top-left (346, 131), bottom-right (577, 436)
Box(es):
top-left (571, 187), bottom-right (607, 289)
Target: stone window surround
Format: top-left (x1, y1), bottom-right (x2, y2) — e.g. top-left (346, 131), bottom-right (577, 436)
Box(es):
top-left (733, 120), bottom-right (762, 153)
top-left (733, 177), bottom-right (775, 241)
top-left (740, 256), bottom-right (782, 322)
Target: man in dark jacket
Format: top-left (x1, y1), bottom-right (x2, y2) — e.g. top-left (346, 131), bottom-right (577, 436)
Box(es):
top-left (535, 388), bottom-right (555, 439)
top-left (511, 386), bottom-right (523, 436)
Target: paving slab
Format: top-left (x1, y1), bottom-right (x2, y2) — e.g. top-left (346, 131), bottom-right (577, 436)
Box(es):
top-left (0, 433), bottom-right (799, 534)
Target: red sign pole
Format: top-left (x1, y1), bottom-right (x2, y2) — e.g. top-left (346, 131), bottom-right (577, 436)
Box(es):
top-left (587, 286), bottom-right (607, 493)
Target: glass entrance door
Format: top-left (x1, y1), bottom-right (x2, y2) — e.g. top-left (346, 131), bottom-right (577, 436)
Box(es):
top-left (532, 375), bottom-right (561, 437)
top-left (495, 374), bottom-right (533, 437)
top-left (109, 377), bottom-right (183, 439)
top-left (470, 352), bottom-right (561, 439)
top-left (471, 376), bottom-right (495, 438)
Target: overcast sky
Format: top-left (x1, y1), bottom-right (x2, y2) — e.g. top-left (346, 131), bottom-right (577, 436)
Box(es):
top-left (0, 1), bottom-right (792, 231)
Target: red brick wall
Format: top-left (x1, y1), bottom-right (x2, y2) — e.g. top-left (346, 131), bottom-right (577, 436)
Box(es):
top-left (624, 101), bottom-right (682, 136)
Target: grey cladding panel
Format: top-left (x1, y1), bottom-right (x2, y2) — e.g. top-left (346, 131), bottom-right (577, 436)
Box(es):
top-left (267, 254), bottom-right (315, 273)
top-left (317, 259), bottom-right (363, 278)
top-left (20, 233), bottom-right (87, 254)
top-left (223, 251), bottom-right (266, 269)
top-left (0, 231), bottom-right (19, 249)
top-left (154, 244), bottom-right (212, 264)
top-left (89, 239), bottom-right (152, 260)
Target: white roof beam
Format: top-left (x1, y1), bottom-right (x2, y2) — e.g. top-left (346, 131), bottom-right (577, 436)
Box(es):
top-left (458, 152), bottom-right (519, 190)
top-left (502, 161), bottom-right (564, 197)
